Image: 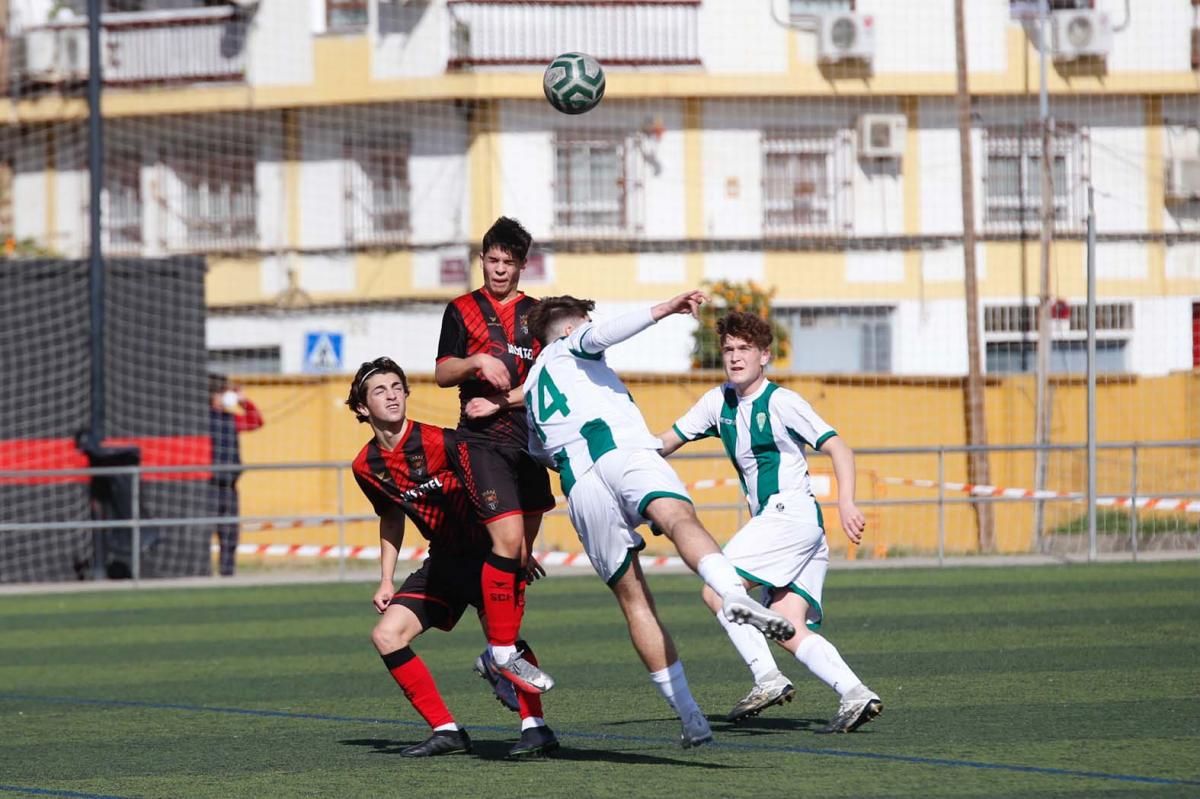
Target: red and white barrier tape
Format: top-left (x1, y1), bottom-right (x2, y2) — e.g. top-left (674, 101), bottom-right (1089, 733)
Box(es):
top-left (238, 477), bottom-right (748, 534)
top-left (215, 542), bottom-right (684, 568)
top-left (881, 476), bottom-right (1200, 513)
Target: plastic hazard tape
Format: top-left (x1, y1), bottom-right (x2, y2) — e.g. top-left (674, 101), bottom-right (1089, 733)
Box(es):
top-left (882, 476), bottom-right (1200, 513)
top-left (215, 542), bottom-right (685, 568)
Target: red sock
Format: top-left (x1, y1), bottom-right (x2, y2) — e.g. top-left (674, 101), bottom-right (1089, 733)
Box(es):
top-left (381, 647), bottom-right (454, 729)
top-left (482, 554), bottom-right (525, 646)
top-left (515, 640), bottom-right (544, 719)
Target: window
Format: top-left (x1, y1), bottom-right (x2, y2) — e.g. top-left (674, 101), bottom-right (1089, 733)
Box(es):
top-left (104, 155), bottom-right (142, 254)
top-left (983, 301), bottom-right (1131, 374)
top-left (1010, 0), bottom-right (1093, 16)
top-left (778, 306), bottom-right (892, 373)
top-left (171, 151), bottom-right (256, 251)
top-left (327, 0), bottom-right (368, 32)
top-left (984, 125), bottom-right (1086, 234)
top-left (208, 346), bottom-right (281, 375)
top-left (763, 131), bottom-right (847, 235)
top-left (345, 137), bottom-right (410, 247)
top-left (554, 132), bottom-right (634, 235)
top-left (790, 0), bottom-right (854, 14)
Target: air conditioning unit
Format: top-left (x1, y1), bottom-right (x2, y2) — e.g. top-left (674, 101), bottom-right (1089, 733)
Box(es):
top-left (22, 27), bottom-right (88, 83)
top-left (858, 114), bottom-right (906, 159)
top-left (1050, 9), bottom-right (1112, 61)
top-left (1165, 157), bottom-right (1200, 202)
top-left (818, 13), bottom-right (874, 63)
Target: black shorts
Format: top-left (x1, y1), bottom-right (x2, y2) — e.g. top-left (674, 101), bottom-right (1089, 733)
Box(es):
top-left (457, 442), bottom-right (555, 525)
top-left (391, 554), bottom-right (486, 633)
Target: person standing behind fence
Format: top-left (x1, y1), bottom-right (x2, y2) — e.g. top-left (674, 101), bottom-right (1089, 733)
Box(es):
top-left (209, 374), bottom-right (264, 577)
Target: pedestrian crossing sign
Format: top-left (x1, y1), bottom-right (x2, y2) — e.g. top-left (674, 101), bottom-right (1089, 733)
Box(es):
top-left (304, 332), bottom-right (343, 372)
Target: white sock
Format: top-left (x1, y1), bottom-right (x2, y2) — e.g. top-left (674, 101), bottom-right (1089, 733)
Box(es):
top-left (717, 610), bottom-right (778, 683)
top-left (696, 553), bottom-right (745, 599)
top-left (490, 644), bottom-right (517, 662)
top-left (520, 716), bottom-right (546, 731)
top-left (795, 634), bottom-right (861, 698)
top-left (433, 722), bottom-right (459, 732)
top-left (648, 660), bottom-right (702, 721)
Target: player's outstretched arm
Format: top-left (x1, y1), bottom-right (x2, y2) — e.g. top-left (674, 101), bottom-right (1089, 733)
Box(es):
top-left (651, 290), bottom-right (707, 321)
top-left (656, 428), bottom-right (687, 457)
top-left (373, 510), bottom-right (406, 613)
top-left (822, 436), bottom-right (866, 545)
top-left (578, 290), bottom-right (710, 355)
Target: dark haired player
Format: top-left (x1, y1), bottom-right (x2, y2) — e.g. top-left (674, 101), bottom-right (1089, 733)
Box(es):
top-left (348, 357), bottom-right (558, 759)
top-left (435, 216), bottom-right (556, 694)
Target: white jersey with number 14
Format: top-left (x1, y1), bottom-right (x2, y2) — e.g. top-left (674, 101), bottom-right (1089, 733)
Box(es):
top-left (523, 318), bottom-right (661, 494)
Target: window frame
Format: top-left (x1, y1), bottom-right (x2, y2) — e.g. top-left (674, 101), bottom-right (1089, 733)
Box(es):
top-left (326, 0), bottom-right (369, 33)
top-left (553, 130), bottom-right (637, 237)
top-left (761, 129), bottom-right (848, 236)
top-left (775, 304), bottom-right (893, 374)
top-left (102, 153), bottom-right (143, 255)
top-left (343, 134), bottom-right (412, 248)
top-left (982, 301), bottom-right (1132, 374)
top-left (169, 148), bottom-right (257, 253)
top-left (983, 123), bottom-right (1087, 235)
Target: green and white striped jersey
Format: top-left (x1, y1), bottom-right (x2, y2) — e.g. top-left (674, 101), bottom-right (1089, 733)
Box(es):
top-left (672, 380), bottom-right (837, 515)
top-left (524, 311), bottom-right (663, 494)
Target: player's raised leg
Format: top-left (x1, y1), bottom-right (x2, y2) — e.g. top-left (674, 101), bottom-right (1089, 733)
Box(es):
top-left (644, 496), bottom-right (796, 642)
top-left (479, 512), bottom-right (554, 694)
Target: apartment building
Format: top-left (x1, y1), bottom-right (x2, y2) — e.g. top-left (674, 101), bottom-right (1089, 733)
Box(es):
top-left (1, 0), bottom-right (1197, 376)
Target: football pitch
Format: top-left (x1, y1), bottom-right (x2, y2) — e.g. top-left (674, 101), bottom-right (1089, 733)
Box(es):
top-left (1, 561), bottom-right (1197, 798)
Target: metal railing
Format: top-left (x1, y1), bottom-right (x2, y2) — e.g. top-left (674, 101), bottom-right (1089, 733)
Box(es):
top-left (14, 7), bottom-right (247, 89)
top-left (447, 0), bottom-right (702, 69)
top-left (1, 439), bottom-right (1197, 583)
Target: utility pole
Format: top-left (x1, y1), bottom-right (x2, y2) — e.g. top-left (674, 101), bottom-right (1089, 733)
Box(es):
top-left (953, 0), bottom-right (995, 552)
top-left (1032, 0), bottom-right (1055, 550)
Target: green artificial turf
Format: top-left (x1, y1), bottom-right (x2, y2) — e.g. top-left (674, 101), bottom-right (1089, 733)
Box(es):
top-left (1, 561), bottom-right (1197, 798)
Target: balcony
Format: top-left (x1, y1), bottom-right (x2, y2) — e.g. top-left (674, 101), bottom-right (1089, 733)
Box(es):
top-left (447, 0), bottom-right (701, 69)
top-left (14, 6), bottom-right (248, 91)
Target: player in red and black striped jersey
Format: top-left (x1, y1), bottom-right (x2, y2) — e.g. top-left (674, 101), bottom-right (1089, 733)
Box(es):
top-left (347, 357), bottom-right (559, 759)
top-left (435, 217), bottom-right (557, 694)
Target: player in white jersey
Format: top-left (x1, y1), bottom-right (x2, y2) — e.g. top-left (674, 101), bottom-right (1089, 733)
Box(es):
top-left (657, 311), bottom-right (883, 734)
top-left (523, 293), bottom-right (796, 748)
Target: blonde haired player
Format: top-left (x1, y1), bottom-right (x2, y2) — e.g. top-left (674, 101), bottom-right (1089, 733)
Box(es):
top-left (523, 292), bottom-right (795, 748)
top-left (657, 311), bottom-right (882, 733)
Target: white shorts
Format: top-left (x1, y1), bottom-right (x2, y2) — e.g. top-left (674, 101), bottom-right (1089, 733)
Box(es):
top-left (565, 448), bottom-right (692, 585)
top-left (724, 494), bottom-right (829, 630)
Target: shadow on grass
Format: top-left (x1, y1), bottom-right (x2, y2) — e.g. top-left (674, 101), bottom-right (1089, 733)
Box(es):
top-left (340, 737), bottom-right (736, 767)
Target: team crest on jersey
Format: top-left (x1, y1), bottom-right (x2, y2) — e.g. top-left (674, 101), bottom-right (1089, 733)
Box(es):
top-left (406, 453), bottom-right (426, 476)
top-left (482, 488), bottom-right (499, 511)
top-left (519, 314), bottom-right (529, 336)
top-left (756, 411), bottom-right (767, 432)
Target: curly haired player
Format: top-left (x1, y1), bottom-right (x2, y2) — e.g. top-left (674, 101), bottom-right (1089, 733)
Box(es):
top-left (657, 311), bottom-right (882, 733)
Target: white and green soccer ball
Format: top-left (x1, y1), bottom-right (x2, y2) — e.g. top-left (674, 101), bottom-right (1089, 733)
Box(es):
top-left (543, 52), bottom-right (606, 115)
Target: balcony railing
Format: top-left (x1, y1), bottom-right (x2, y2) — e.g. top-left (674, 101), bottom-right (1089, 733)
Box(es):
top-left (447, 0), bottom-right (701, 69)
top-left (15, 6), bottom-right (247, 89)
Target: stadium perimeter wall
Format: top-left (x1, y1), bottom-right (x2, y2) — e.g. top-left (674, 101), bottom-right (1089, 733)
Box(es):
top-left (232, 370), bottom-right (1199, 557)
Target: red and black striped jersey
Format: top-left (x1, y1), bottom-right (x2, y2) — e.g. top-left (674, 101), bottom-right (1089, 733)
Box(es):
top-left (436, 289), bottom-right (541, 449)
top-left (351, 421), bottom-right (489, 557)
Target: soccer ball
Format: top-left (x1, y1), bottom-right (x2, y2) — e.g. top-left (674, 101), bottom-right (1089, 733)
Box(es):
top-left (543, 52), bottom-right (606, 115)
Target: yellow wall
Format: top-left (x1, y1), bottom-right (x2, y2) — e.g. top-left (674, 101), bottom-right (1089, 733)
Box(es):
top-left (233, 371), bottom-right (1199, 557)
